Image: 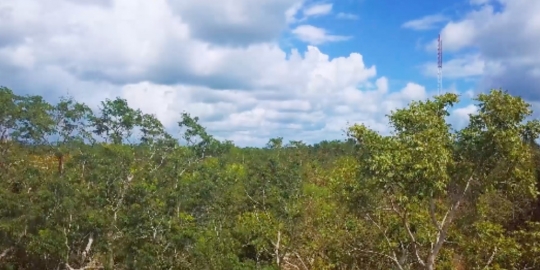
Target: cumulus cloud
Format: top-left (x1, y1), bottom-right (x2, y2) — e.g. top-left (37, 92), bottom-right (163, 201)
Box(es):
top-left (120, 46), bottom-right (392, 145)
top-left (0, 0), bottom-right (432, 146)
top-left (167, 0), bottom-right (302, 46)
top-left (422, 0), bottom-right (540, 100)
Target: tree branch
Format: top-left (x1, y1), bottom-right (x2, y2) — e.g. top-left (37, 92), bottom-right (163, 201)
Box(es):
top-left (366, 214), bottom-right (395, 255)
top-left (482, 247), bottom-right (498, 270)
top-left (274, 231), bottom-right (281, 266)
top-left (389, 200), bottom-right (426, 266)
top-left (293, 252), bottom-right (310, 270)
top-left (81, 233), bottom-right (94, 263)
top-left (427, 176), bottom-right (473, 268)
top-left (365, 213), bottom-right (405, 270)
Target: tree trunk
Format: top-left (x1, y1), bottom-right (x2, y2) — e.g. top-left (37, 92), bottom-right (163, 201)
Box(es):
top-left (426, 255), bottom-right (436, 270)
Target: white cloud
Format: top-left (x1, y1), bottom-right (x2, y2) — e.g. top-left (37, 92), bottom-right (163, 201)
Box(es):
top-left (449, 104), bottom-right (478, 129)
top-left (0, 0), bottom-right (432, 146)
top-left (402, 14), bottom-right (449, 30)
top-left (439, 20), bottom-right (477, 52)
top-left (302, 3), bottom-right (333, 17)
top-left (470, 0), bottom-right (491, 5)
top-left (336, 12), bottom-right (359, 20)
top-left (454, 104), bottom-right (477, 118)
top-left (292, 24), bottom-right (350, 45)
top-left (423, 19), bottom-right (477, 53)
top-left (424, 0), bottom-right (540, 101)
top-left (167, 0), bottom-right (303, 45)
top-left (421, 54), bottom-right (485, 79)
top-left (287, 2), bottom-right (334, 24)
top-left (285, 2), bottom-right (304, 23)
top-left (399, 83), bottom-right (427, 101)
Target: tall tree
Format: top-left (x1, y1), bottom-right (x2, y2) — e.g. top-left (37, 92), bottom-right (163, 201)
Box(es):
top-left (348, 90), bottom-right (540, 269)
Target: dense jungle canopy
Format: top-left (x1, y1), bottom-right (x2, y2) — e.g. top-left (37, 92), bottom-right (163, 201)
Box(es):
top-left (1, 86), bottom-right (540, 269)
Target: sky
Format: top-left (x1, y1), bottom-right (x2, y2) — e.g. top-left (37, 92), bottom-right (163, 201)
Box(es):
top-left (1, 0), bottom-right (539, 146)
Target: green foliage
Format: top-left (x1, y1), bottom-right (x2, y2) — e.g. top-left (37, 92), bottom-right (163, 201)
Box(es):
top-left (1, 86), bottom-right (540, 269)
top-left (348, 90), bottom-right (540, 269)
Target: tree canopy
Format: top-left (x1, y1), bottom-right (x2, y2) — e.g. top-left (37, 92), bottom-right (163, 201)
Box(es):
top-left (1, 86), bottom-right (540, 269)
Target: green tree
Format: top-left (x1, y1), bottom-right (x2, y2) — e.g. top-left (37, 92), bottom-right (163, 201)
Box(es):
top-left (90, 97), bottom-right (142, 144)
top-left (348, 90), bottom-right (540, 270)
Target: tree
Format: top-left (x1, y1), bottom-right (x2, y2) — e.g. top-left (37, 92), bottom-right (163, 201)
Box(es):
top-left (90, 97), bottom-right (142, 144)
top-left (347, 90), bottom-right (540, 269)
top-left (266, 137), bottom-right (283, 149)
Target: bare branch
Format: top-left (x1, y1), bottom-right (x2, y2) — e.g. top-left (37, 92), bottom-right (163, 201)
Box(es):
top-left (274, 231), bottom-right (281, 266)
top-left (293, 252), bottom-right (310, 270)
top-left (427, 176), bottom-right (473, 268)
top-left (113, 174), bottom-right (134, 218)
top-left (389, 199), bottom-right (426, 266)
top-left (63, 227), bottom-right (71, 262)
top-left (482, 247), bottom-right (498, 270)
top-left (403, 216), bottom-right (426, 266)
top-left (149, 155), bottom-right (166, 174)
top-left (245, 190), bottom-right (260, 206)
top-left (82, 233), bottom-right (94, 263)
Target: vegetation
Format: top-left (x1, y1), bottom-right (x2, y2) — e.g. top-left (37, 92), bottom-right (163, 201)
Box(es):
top-left (1, 86), bottom-right (540, 269)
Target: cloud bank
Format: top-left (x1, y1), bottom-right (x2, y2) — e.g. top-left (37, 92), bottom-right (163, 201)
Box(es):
top-left (0, 0), bottom-right (469, 146)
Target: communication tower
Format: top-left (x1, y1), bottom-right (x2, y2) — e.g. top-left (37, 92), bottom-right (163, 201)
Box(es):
top-left (437, 34), bottom-right (443, 95)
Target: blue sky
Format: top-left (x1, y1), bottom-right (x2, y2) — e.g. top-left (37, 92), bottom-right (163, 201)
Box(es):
top-left (284, 0), bottom-right (484, 97)
top-left (0, 0), bottom-right (539, 146)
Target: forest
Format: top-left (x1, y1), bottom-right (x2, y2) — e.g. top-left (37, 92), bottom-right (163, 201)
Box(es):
top-left (1, 86), bottom-right (540, 270)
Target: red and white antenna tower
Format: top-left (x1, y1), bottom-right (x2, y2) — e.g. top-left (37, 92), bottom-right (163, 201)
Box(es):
top-left (437, 34), bottom-right (443, 95)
